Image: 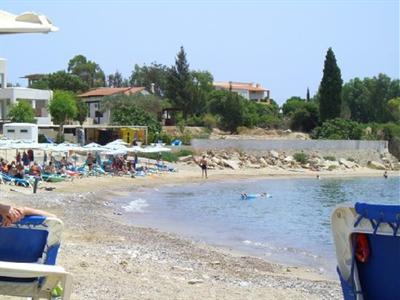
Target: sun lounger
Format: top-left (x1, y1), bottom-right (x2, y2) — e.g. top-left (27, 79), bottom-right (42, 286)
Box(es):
top-left (331, 202), bottom-right (400, 300)
top-left (0, 172), bottom-right (32, 187)
top-left (0, 215), bottom-right (72, 299)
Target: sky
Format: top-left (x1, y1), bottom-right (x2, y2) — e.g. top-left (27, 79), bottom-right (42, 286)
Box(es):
top-left (1, 0), bottom-right (399, 105)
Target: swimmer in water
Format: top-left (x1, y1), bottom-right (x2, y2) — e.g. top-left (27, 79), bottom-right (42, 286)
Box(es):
top-left (383, 171), bottom-right (388, 179)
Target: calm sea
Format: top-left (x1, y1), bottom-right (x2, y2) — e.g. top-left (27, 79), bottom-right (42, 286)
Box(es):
top-left (120, 176), bottom-right (400, 277)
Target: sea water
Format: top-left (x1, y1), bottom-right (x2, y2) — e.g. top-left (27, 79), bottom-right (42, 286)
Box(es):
top-left (121, 176), bottom-right (400, 277)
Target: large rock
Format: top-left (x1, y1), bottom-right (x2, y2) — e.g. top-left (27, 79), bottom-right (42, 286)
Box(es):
top-left (322, 160), bottom-right (340, 168)
top-left (367, 161), bottom-right (386, 170)
top-left (270, 150), bottom-right (279, 159)
top-left (178, 155), bottom-right (193, 162)
top-left (284, 155), bottom-right (294, 163)
top-left (339, 158), bottom-right (357, 169)
top-left (259, 157), bottom-right (268, 167)
top-left (221, 159), bottom-right (240, 170)
top-left (211, 157), bottom-right (221, 165)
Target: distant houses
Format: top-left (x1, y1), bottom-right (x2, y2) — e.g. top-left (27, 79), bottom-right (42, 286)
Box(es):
top-left (213, 81), bottom-right (270, 102)
top-left (78, 87), bottom-right (149, 125)
top-left (0, 59), bottom-right (52, 125)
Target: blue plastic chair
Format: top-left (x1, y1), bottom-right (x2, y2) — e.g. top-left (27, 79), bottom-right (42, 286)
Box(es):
top-left (0, 215), bottom-right (72, 299)
top-left (332, 202), bottom-right (400, 300)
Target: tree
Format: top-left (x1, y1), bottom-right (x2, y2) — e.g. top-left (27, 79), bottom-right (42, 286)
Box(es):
top-left (101, 93), bottom-right (162, 119)
top-left (130, 62), bottom-right (169, 97)
top-left (342, 74), bottom-right (400, 123)
top-left (290, 102), bottom-right (320, 132)
top-left (31, 71), bottom-right (88, 93)
top-left (388, 97), bottom-right (400, 122)
top-left (7, 101), bottom-right (36, 123)
top-left (282, 97), bottom-right (306, 116)
top-left (312, 118), bottom-right (363, 140)
top-left (208, 90), bottom-right (245, 132)
top-left (165, 46), bottom-right (193, 118)
top-left (102, 97), bottom-right (161, 133)
top-left (49, 91), bottom-right (77, 141)
top-left (68, 55), bottom-right (105, 88)
top-left (306, 87), bottom-right (310, 101)
top-left (318, 48), bottom-right (343, 122)
top-left (75, 99), bottom-right (88, 126)
top-left (107, 70), bottom-right (125, 87)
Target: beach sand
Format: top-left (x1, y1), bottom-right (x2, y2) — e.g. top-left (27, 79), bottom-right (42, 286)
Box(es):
top-left (2, 166), bottom-right (397, 299)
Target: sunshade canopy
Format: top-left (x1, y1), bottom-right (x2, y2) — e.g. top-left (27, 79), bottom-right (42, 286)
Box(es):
top-left (0, 10), bottom-right (58, 34)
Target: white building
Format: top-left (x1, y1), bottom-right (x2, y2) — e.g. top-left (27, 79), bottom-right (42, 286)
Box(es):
top-left (213, 81), bottom-right (270, 102)
top-left (0, 58), bottom-right (52, 124)
top-left (79, 87), bottom-right (149, 125)
top-left (3, 122), bottom-right (38, 142)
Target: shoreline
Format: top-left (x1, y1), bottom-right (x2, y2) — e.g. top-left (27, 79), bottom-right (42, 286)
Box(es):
top-left (2, 166), bottom-right (398, 299)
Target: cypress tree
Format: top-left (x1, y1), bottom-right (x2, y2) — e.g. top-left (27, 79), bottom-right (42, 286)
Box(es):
top-left (306, 87), bottom-right (310, 101)
top-left (318, 48), bottom-right (343, 121)
top-left (166, 46), bottom-right (192, 118)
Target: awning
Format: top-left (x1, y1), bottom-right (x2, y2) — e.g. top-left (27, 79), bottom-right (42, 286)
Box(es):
top-left (0, 10), bottom-right (58, 34)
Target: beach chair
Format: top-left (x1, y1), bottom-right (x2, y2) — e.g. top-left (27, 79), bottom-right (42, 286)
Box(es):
top-left (0, 215), bottom-right (72, 299)
top-left (331, 202), bottom-right (400, 300)
top-left (0, 172), bottom-right (32, 188)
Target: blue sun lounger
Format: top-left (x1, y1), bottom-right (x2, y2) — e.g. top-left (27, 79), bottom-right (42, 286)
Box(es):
top-left (331, 202), bottom-right (400, 300)
top-left (0, 172), bottom-right (32, 187)
top-left (0, 215), bottom-right (72, 299)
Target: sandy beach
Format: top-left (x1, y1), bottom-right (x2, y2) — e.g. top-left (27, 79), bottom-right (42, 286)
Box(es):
top-left (2, 166), bottom-right (398, 299)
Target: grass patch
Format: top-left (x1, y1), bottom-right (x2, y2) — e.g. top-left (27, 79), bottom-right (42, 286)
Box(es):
top-left (294, 152), bottom-right (309, 164)
top-left (323, 156), bottom-right (336, 161)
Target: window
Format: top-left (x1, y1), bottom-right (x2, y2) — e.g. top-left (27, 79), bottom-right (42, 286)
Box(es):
top-left (7, 129), bottom-right (15, 133)
top-left (20, 129), bottom-right (28, 133)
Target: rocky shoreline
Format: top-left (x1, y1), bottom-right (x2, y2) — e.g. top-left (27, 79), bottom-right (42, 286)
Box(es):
top-left (181, 148), bottom-right (399, 172)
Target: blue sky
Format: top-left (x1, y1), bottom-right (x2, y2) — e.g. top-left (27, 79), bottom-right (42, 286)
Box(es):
top-left (1, 0), bottom-right (399, 104)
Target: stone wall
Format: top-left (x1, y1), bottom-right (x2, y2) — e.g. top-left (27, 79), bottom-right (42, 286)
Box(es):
top-left (191, 139), bottom-right (392, 165)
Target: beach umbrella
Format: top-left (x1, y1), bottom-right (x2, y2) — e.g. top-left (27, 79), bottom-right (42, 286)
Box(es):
top-left (0, 10), bottom-right (58, 34)
top-left (106, 139), bottom-right (129, 147)
top-left (82, 142), bottom-right (107, 152)
top-left (140, 146), bottom-right (171, 153)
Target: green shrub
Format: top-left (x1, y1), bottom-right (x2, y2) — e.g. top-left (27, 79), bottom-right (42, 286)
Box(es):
top-left (312, 118), bottom-right (363, 140)
top-left (328, 165), bottom-right (338, 171)
top-left (140, 152), bottom-right (178, 162)
top-left (294, 152), bottom-right (309, 164)
top-left (180, 130), bottom-right (193, 145)
top-left (202, 113), bottom-right (218, 130)
top-left (347, 157), bottom-right (356, 162)
top-left (159, 132), bottom-right (173, 145)
top-left (323, 156), bottom-right (336, 161)
top-left (176, 149), bottom-right (193, 157)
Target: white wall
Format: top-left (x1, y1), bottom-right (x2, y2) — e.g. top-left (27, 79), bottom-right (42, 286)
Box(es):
top-left (3, 123), bottom-right (39, 142)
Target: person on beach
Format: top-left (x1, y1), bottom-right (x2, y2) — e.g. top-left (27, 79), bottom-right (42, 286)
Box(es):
top-left (87, 153), bottom-right (94, 171)
top-left (383, 170), bottom-right (388, 179)
top-left (0, 203), bottom-right (55, 227)
top-left (199, 155), bottom-right (208, 178)
top-left (29, 162), bottom-right (42, 177)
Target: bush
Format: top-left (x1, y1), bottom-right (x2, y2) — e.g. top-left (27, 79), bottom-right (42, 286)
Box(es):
top-left (176, 149), bottom-right (193, 157)
top-left (328, 165), bottom-right (338, 171)
top-left (294, 152), bottom-right (309, 164)
top-left (140, 152), bottom-right (178, 162)
top-left (180, 130), bottom-right (193, 145)
top-left (323, 156), bottom-right (336, 161)
top-left (159, 132), bottom-right (173, 144)
top-left (202, 113), bottom-right (218, 130)
top-left (312, 118), bottom-right (363, 140)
